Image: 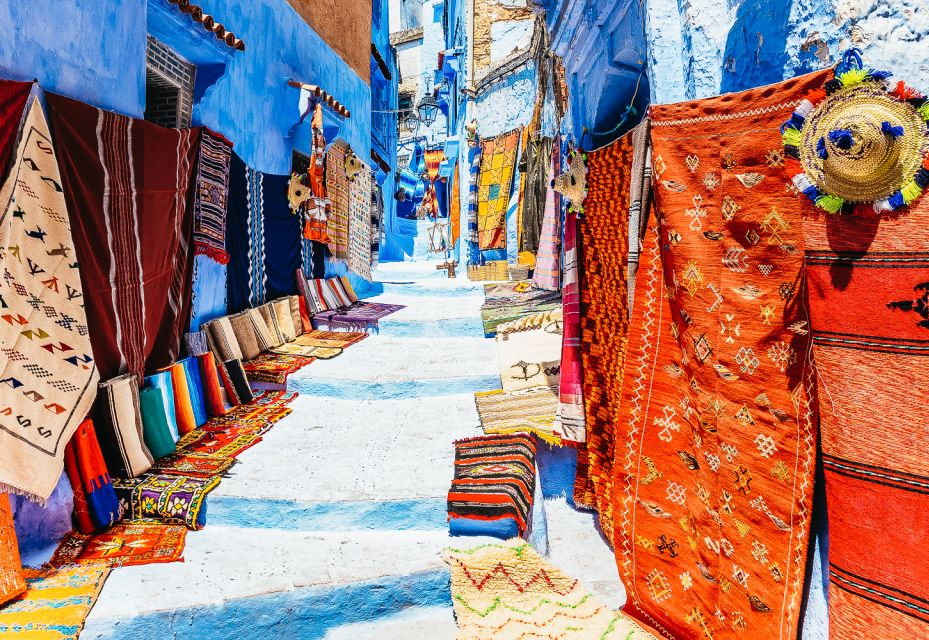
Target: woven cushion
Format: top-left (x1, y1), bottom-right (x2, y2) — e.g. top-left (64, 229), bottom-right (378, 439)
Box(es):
top-left (229, 312), bottom-right (261, 361)
top-left (339, 275), bottom-right (359, 303)
top-left (318, 279), bottom-right (343, 311)
top-left (95, 374), bottom-right (153, 479)
top-left (218, 359), bottom-right (253, 406)
top-left (297, 295), bottom-right (313, 333)
top-left (258, 304), bottom-right (285, 347)
top-left (307, 278), bottom-right (329, 313)
top-left (138, 386), bottom-right (176, 460)
top-left (197, 352), bottom-right (226, 417)
top-left (326, 278), bottom-right (353, 308)
top-left (160, 362), bottom-right (197, 436)
top-left (273, 299), bottom-right (297, 342)
top-left (247, 307), bottom-right (275, 352)
top-left (205, 317), bottom-right (243, 362)
top-left (179, 356), bottom-right (208, 427)
top-left (143, 371), bottom-right (179, 443)
top-left (288, 296), bottom-right (304, 336)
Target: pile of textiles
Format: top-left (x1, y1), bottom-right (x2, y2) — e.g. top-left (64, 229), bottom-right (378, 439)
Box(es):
top-left (444, 539), bottom-right (660, 640)
top-left (447, 434), bottom-right (537, 539)
top-left (202, 294), bottom-right (321, 388)
top-left (296, 272), bottom-right (404, 333)
top-left (480, 281), bottom-right (562, 337)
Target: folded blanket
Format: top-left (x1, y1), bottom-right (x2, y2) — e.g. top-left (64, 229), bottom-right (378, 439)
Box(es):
top-left (139, 386), bottom-right (177, 460)
top-left (95, 375), bottom-right (154, 479)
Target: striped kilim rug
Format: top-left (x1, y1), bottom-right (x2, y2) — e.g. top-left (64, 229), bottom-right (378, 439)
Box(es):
top-left (475, 386), bottom-right (559, 445)
top-left (444, 539), bottom-right (659, 640)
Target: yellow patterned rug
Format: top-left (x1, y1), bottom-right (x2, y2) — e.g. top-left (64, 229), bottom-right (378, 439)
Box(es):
top-left (475, 386), bottom-right (559, 445)
top-left (444, 540), bottom-right (659, 640)
top-left (0, 561), bottom-right (110, 638)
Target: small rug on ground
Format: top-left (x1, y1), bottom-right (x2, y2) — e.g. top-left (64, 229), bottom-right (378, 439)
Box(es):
top-left (243, 353), bottom-right (315, 385)
top-left (50, 523), bottom-right (187, 568)
top-left (113, 474), bottom-right (220, 530)
top-left (151, 451), bottom-right (235, 479)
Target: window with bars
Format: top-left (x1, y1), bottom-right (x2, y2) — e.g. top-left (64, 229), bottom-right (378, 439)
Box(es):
top-left (144, 36), bottom-right (196, 128)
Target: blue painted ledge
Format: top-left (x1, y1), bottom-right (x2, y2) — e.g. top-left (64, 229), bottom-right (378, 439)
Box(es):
top-left (209, 497), bottom-right (448, 531)
top-left (84, 570), bottom-right (452, 640)
top-left (287, 375), bottom-right (500, 399)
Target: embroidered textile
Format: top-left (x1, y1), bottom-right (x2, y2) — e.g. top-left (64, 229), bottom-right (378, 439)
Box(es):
top-left (151, 451), bottom-right (234, 479)
top-left (480, 282), bottom-right (562, 337)
top-left (444, 539), bottom-right (659, 640)
top-left (556, 205), bottom-right (584, 444)
top-left (243, 352), bottom-right (314, 385)
top-left (192, 129), bottom-right (233, 263)
top-left (496, 310), bottom-right (563, 393)
top-left (802, 171), bottom-right (929, 636)
top-left (467, 143), bottom-right (481, 247)
top-left (55, 522), bottom-right (186, 567)
top-left (574, 134), bottom-right (633, 529)
top-left (531, 153), bottom-right (561, 291)
top-left (0, 562), bottom-right (110, 639)
top-left (348, 164), bottom-right (373, 280)
top-left (475, 386), bottom-right (559, 445)
top-left (64, 419), bottom-right (122, 533)
top-left (114, 473), bottom-right (220, 530)
top-left (203, 390), bottom-right (296, 433)
top-left (477, 131), bottom-right (520, 251)
top-left (325, 143), bottom-right (351, 261)
top-left (448, 434), bottom-right (536, 536)
top-left (0, 495), bottom-right (25, 606)
top-left (612, 73), bottom-right (826, 640)
top-left (0, 98), bottom-right (100, 502)
top-left (179, 428), bottom-right (262, 459)
top-left (0, 81), bottom-right (30, 185)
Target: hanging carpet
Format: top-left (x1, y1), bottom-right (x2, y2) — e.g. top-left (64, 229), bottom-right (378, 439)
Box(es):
top-left (348, 164), bottom-right (373, 280)
top-left (192, 128), bottom-right (233, 264)
top-left (477, 130), bottom-right (520, 250)
top-left (611, 71), bottom-right (827, 640)
top-left (47, 93), bottom-right (200, 382)
top-left (262, 172), bottom-right (302, 301)
top-left (226, 152), bottom-right (265, 312)
top-left (556, 201), bottom-right (584, 445)
top-left (0, 98), bottom-right (100, 502)
top-left (0, 495), bottom-right (25, 607)
top-left (325, 142), bottom-right (351, 261)
top-left (0, 80), bottom-right (30, 185)
top-left (480, 281), bottom-right (562, 337)
top-left (530, 149), bottom-right (561, 291)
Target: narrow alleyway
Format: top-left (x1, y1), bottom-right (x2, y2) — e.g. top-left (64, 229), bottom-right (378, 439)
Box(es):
top-left (77, 262), bottom-right (621, 638)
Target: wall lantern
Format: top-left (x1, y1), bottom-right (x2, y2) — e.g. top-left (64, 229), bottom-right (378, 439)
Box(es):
top-left (402, 111), bottom-right (420, 133)
top-left (417, 94), bottom-right (440, 127)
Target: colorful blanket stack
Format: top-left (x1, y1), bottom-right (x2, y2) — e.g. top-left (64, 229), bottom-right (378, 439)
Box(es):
top-left (296, 271), bottom-right (404, 332)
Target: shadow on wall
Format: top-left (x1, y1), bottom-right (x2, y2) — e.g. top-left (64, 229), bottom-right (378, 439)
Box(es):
top-left (720, 0), bottom-right (795, 93)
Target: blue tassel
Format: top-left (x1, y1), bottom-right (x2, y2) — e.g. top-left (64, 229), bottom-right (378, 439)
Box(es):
top-left (889, 191), bottom-right (906, 209)
top-left (828, 128), bottom-right (855, 150)
top-left (870, 70), bottom-right (893, 81)
top-left (817, 137), bottom-right (829, 159)
top-left (802, 185), bottom-right (820, 200)
top-left (882, 121), bottom-right (905, 138)
top-left (915, 168), bottom-right (929, 188)
top-left (836, 48), bottom-right (863, 75)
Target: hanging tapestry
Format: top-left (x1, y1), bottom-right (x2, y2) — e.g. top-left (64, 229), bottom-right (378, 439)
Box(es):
top-left (348, 163), bottom-right (373, 280)
top-left (447, 433), bottom-right (536, 536)
top-left (0, 80), bottom-right (30, 185)
top-left (477, 130), bottom-right (520, 250)
top-left (450, 161), bottom-right (461, 245)
top-left (444, 539), bottom-right (660, 640)
top-left (54, 522), bottom-right (186, 567)
top-left (226, 152), bottom-right (266, 312)
top-left (574, 134), bottom-right (633, 532)
top-left (192, 128), bottom-right (233, 264)
top-left (475, 385), bottom-right (559, 445)
top-left (556, 205), bottom-right (584, 444)
top-left (189, 254), bottom-right (227, 332)
top-left (505, 144), bottom-right (523, 265)
top-left (114, 473), bottom-right (220, 530)
top-left (371, 183), bottom-right (383, 270)
top-left (0, 495), bottom-right (25, 606)
top-left (480, 281), bottom-right (562, 337)
top-left (0, 562), bottom-right (110, 639)
top-left (627, 120), bottom-right (653, 311)
top-left (496, 309), bottom-right (563, 393)
top-left (263, 172), bottom-right (302, 301)
top-left (47, 93), bottom-right (200, 382)
top-left (325, 142), bottom-right (351, 261)
top-left (0, 98), bottom-right (100, 503)
top-left (467, 143), bottom-right (481, 248)
top-left (530, 151), bottom-right (561, 291)
top-left (519, 136), bottom-right (554, 253)
top-left (612, 72), bottom-right (826, 640)
top-left (802, 161), bottom-right (929, 635)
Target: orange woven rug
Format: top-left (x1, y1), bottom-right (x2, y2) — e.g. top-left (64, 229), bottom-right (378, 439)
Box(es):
top-left (611, 71), bottom-right (828, 640)
top-left (803, 164), bottom-right (929, 635)
top-left (0, 495), bottom-right (24, 606)
top-left (574, 132), bottom-right (635, 546)
top-left (51, 522), bottom-right (187, 568)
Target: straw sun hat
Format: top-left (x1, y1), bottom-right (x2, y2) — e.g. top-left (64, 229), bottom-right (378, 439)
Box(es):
top-left (782, 49), bottom-right (929, 214)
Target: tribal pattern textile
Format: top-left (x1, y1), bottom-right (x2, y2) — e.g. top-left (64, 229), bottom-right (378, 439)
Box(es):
top-left (0, 98), bottom-right (100, 502)
top-left (114, 473), bottom-right (220, 530)
top-left (444, 540), bottom-right (660, 640)
top-left (0, 495), bottom-right (25, 606)
top-left (477, 131), bottom-right (520, 250)
top-left (627, 121), bottom-right (653, 310)
top-left (47, 93), bottom-right (200, 382)
top-left (450, 161), bottom-right (461, 245)
top-left (202, 390), bottom-right (297, 434)
top-left (480, 281), bottom-right (562, 337)
top-left (292, 329), bottom-right (368, 349)
top-left (467, 143), bottom-right (481, 246)
top-left (475, 386), bottom-right (559, 445)
top-left (556, 206), bottom-right (584, 444)
top-left (574, 134), bottom-right (634, 530)
top-left (179, 428), bottom-right (262, 459)
top-left (613, 72), bottom-right (826, 640)
top-left (0, 81), bottom-right (30, 185)
top-left (802, 170), bottom-right (929, 636)
top-left (52, 522), bottom-right (186, 567)
top-left (0, 562), bottom-right (110, 639)
top-left (325, 142), bottom-right (351, 261)
top-left (269, 342), bottom-right (341, 359)
top-left (226, 152), bottom-right (265, 312)
top-left (496, 309), bottom-right (563, 394)
top-left (448, 434), bottom-right (536, 536)
top-left (530, 152), bottom-right (561, 291)
top-left (348, 164), bottom-right (373, 280)
top-left (311, 301), bottom-right (405, 333)
top-left (519, 136), bottom-right (555, 253)
top-left (192, 129), bottom-right (233, 264)
top-left (243, 352), bottom-right (314, 385)
top-left (151, 451), bottom-right (235, 479)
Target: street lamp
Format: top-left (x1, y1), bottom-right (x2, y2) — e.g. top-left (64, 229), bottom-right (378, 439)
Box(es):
top-left (417, 94), bottom-right (440, 127)
top-left (402, 111), bottom-right (419, 134)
